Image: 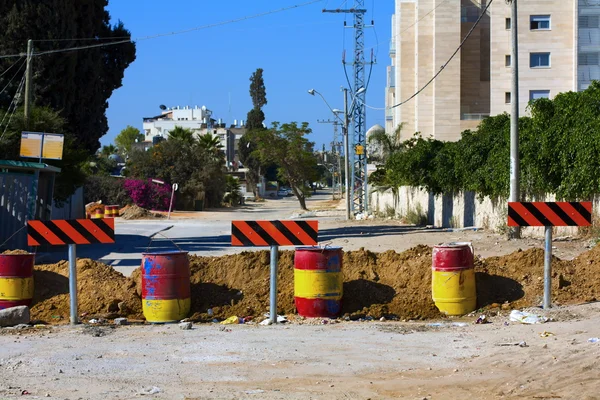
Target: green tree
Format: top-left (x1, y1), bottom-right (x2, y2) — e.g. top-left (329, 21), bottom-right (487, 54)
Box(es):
top-left (167, 126), bottom-right (196, 145)
top-left (100, 144), bottom-right (118, 158)
top-left (253, 122), bottom-right (318, 210)
top-left (249, 68), bottom-right (267, 111)
top-left (242, 68), bottom-right (270, 197)
top-left (197, 133), bottom-right (224, 162)
top-left (114, 126), bottom-right (144, 155)
top-left (367, 123), bottom-right (405, 164)
top-left (224, 175), bottom-right (242, 206)
top-left (0, 1), bottom-right (136, 154)
top-left (126, 138), bottom-right (225, 209)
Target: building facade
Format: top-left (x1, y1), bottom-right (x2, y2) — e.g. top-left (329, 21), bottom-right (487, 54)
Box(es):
top-left (387, 0), bottom-right (598, 142)
top-left (142, 105), bottom-right (246, 170)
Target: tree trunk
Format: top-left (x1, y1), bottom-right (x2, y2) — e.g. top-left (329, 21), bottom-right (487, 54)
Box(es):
top-left (291, 186), bottom-right (308, 210)
top-left (297, 194), bottom-right (308, 211)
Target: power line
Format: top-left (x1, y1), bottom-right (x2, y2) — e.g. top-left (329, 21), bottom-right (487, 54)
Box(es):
top-left (0, 57), bottom-right (24, 79)
top-left (0, 74), bottom-right (26, 142)
top-left (390, 0), bottom-right (493, 109)
top-left (12, 0), bottom-right (323, 57)
top-left (373, 0), bottom-right (449, 51)
top-left (0, 58), bottom-right (26, 98)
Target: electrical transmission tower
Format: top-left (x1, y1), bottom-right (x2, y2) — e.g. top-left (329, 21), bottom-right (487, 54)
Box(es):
top-left (317, 117), bottom-right (343, 200)
top-left (323, 0), bottom-right (370, 216)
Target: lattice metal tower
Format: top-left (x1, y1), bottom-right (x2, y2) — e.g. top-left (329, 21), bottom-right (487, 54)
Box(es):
top-left (323, 1), bottom-right (368, 216)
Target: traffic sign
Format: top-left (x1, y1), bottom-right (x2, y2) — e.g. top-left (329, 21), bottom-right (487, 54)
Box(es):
top-left (231, 220), bottom-right (318, 247)
top-left (508, 202), bottom-right (592, 227)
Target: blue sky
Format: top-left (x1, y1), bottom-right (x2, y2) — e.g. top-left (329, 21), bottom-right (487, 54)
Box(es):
top-left (103, 0), bottom-right (393, 150)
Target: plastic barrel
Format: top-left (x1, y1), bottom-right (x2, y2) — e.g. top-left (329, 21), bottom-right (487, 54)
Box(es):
top-left (92, 205), bottom-right (105, 219)
top-left (111, 205), bottom-right (120, 217)
top-left (0, 253), bottom-right (34, 310)
top-left (432, 242), bottom-right (476, 316)
top-left (294, 247), bottom-right (343, 318)
top-left (141, 251), bottom-right (191, 323)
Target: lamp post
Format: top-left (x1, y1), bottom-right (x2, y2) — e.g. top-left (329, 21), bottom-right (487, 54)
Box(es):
top-left (308, 87), bottom-right (365, 220)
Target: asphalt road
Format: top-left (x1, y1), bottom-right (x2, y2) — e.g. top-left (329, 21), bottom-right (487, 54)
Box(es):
top-left (73, 190), bottom-right (340, 276)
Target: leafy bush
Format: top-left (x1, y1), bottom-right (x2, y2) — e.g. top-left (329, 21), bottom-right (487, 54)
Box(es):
top-left (378, 81), bottom-right (600, 202)
top-left (84, 175), bottom-right (130, 206)
top-left (123, 179), bottom-right (171, 211)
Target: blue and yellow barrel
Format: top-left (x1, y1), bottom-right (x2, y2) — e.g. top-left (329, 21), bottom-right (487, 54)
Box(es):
top-left (141, 251), bottom-right (191, 323)
top-left (0, 253), bottom-right (34, 310)
top-left (294, 247), bottom-right (343, 318)
top-left (432, 242), bottom-right (476, 316)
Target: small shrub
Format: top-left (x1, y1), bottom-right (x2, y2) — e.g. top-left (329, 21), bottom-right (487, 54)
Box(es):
top-left (123, 179), bottom-right (171, 211)
top-left (404, 204), bottom-right (428, 226)
top-left (84, 175), bottom-right (130, 206)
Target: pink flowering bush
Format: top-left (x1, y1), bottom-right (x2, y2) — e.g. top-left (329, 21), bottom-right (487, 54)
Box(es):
top-left (123, 179), bottom-right (171, 211)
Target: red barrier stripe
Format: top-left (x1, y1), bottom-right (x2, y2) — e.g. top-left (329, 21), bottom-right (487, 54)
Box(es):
top-left (534, 203), bottom-right (566, 226)
top-left (510, 203), bottom-right (542, 226)
top-left (256, 221), bottom-right (290, 245)
top-left (281, 221), bottom-right (317, 245)
top-left (558, 203), bottom-right (590, 226)
top-left (28, 220), bottom-right (65, 245)
top-left (52, 220), bottom-right (90, 244)
top-left (234, 221), bottom-right (269, 246)
top-left (77, 219), bottom-right (114, 243)
top-left (27, 235), bottom-right (40, 247)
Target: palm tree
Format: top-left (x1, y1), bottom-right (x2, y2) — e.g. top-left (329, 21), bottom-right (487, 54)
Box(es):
top-left (198, 133), bottom-right (224, 162)
top-left (367, 123), bottom-right (405, 164)
top-left (168, 126), bottom-right (196, 145)
top-left (197, 133), bottom-right (223, 152)
top-left (100, 144), bottom-right (118, 158)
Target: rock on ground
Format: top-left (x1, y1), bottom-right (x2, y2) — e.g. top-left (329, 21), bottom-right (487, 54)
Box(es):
top-left (0, 306), bottom-right (30, 327)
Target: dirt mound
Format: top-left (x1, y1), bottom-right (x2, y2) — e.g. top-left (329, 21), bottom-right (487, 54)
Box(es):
top-left (2, 249), bottom-right (31, 255)
top-left (31, 259), bottom-right (142, 323)
top-left (120, 204), bottom-right (165, 220)
top-left (131, 246), bottom-right (442, 321)
top-left (30, 244), bottom-right (600, 324)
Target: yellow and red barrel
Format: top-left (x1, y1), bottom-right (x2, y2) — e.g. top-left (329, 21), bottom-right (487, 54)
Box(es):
top-left (141, 251), bottom-right (191, 323)
top-left (92, 205), bottom-right (105, 219)
top-left (104, 205), bottom-right (118, 218)
top-left (432, 242), bottom-right (476, 316)
top-left (294, 247), bottom-right (343, 318)
top-left (0, 253), bottom-right (34, 310)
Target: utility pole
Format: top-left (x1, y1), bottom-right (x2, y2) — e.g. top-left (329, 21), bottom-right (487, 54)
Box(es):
top-left (343, 88), bottom-right (351, 220)
top-left (324, 1), bottom-right (372, 217)
top-left (24, 39), bottom-right (33, 129)
top-left (509, 0), bottom-right (520, 238)
top-left (317, 117), bottom-right (343, 200)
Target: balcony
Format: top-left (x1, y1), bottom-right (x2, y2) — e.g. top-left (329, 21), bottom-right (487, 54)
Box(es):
top-left (385, 108), bottom-right (394, 121)
top-left (461, 113), bottom-right (489, 121)
top-left (390, 40), bottom-right (396, 55)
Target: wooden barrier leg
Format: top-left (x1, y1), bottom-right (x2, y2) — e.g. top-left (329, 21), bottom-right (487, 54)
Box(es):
top-left (69, 244), bottom-right (79, 324)
top-left (543, 226), bottom-right (552, 309)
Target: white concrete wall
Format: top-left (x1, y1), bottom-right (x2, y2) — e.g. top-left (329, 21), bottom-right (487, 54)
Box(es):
top-left (370, 186), bottom-right (596, 237)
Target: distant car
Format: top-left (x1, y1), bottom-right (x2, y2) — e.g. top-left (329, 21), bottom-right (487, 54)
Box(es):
top-left (277, 189), bottom-right (290, 197)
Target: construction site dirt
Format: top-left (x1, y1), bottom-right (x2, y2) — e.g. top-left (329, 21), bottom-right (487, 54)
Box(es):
top-left (2, 224), bottom-right (600, 399)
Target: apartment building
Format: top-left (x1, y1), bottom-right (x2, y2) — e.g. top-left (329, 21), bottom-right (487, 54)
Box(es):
top-left (142, 105), bottom-right (246, 170)
top-left (387, 0), bottom-right (600, 141)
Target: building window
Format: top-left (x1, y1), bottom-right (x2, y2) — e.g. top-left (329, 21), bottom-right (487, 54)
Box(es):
top-left (530, 52), bottom-right (551, 68)
top-left (579, 52), bottom-right (600, 66)
top-left (530, 90), bottom-right (550, 101)
top-left (505, 55), bottom-right (511, 67)
top-left (530, 15), bottom-right (551, 30)
top-left (580, 16), bottom-right (600, 29)
top-left (505, 92), bottom-right (511, 104)
top-left (505, 17), bottom-right (511, 30)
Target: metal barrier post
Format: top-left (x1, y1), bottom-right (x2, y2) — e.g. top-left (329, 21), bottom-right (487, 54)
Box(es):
top-left (269, 245), bottom-right (278, 324)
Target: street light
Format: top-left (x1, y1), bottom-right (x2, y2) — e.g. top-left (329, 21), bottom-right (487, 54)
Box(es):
top-left (308, 87), bottom-right (365, 220)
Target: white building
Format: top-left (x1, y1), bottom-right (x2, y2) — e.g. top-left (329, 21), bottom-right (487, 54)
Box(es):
top-left (142, 105), bottom-right (246, 170)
